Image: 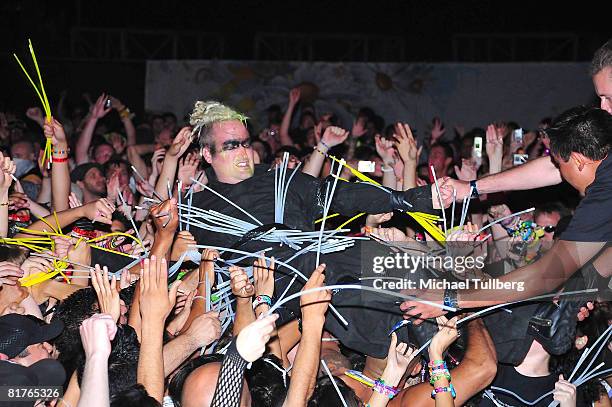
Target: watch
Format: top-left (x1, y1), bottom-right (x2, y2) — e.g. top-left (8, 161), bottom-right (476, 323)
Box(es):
top-left (469, 180), bottom-right (479, 198)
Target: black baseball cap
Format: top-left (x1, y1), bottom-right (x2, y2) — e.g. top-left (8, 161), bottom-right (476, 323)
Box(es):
top-left (0, 358), bottom-right (66, 387)
top-left (0, 314), bottom-right (63, 359)
top-left (70, 163), bottom-right (104, 183)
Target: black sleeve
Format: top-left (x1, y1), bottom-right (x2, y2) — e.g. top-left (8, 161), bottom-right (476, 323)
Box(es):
top-left (327, 178), bottom-right (435, 216)
top-left (560, 155), bottom-right (612, 242)
top-left (210, 339), bottom-right (249, 407)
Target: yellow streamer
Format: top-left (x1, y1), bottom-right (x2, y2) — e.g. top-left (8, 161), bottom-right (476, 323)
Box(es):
top-left (335, 212), bottom-right (366, 231)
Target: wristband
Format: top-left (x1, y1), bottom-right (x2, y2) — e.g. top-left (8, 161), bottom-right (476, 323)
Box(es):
top-left (373, 378), bottom-right (399, 399)
top-left (253, 295), bottom-right (272, 310)
top-left (428, 360), bottom-right (446, 369)
top-left (381, 165), bottom-right (394, 173)
top-left (431, 384), bottom-right (456, 399)
top-left (313, 146), bottom-right (328, 157)
top-left (52, 156), bottom-right (68, 163)
top-left (429, 371), bottom-right (451, 385)
top-left (469, 180), bottom-right (479, 198)
top-left (119, 107), bottom-right (132, 120)
top-left (319, 139), bottom-right (330, 150)
top-left (52, 148), bottom-right (69, 154)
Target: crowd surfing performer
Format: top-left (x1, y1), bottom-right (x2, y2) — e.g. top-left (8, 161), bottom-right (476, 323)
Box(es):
top-left (187, 101), bottom-right (454, 358)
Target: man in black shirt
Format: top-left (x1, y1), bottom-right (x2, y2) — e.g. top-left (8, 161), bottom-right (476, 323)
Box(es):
top-left (187, 101), bottom-right (452, 357)
top-left (402, 105), bottom-right (611, 319)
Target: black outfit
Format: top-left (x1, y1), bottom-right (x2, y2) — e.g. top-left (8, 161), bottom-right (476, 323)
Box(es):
top-left (211, 340), bottom-right (249, 407)
top-left (561, 154), bottom-right (612, 242)
top-left (479, 363), bottom-right (556, 407)
top-left (191, 164), bottom-right (437, 358)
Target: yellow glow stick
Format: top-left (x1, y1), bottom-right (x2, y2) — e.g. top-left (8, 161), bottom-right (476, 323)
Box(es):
top-left (19, 270), bottom-right (60, 287)
top-left (335, 212), bottom-right (366, 231)
top-left (12, 54), bottom-right (47, 108)
top-left (28, 39), bottom-right (51, 118)
top-left (314, 213), bottom-right (340, 224)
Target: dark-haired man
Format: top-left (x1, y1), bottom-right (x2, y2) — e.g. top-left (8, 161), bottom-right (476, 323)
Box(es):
top-left (402, 105), bottom-right (612, 319)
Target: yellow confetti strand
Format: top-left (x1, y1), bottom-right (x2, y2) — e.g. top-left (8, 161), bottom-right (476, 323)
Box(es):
top-left (27, 39), bottom-right (51, 118)
top-left (89, 244), bottom-right (139, 259)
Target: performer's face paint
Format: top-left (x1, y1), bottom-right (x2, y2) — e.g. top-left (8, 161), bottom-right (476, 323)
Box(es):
top-left (205, 120), bottom-right (255, 184)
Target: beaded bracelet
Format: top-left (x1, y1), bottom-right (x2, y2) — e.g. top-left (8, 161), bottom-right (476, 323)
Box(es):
top-left (431, 384), bottom-right (456, 399)
top-left (373, 379), bottom-right (398, 399)
top-left (429, 371), bottom-right (451, 385)
top-left (428, 360), bottom-right (446, 369)
top-left (52, 149), bottom-right (69, 154)
top-left (252, 295), bottom-right (272, 310)
top-left (313, 146), bottom-right (328, 157)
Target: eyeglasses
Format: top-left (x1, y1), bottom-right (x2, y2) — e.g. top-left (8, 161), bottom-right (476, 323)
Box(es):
top-left (543, 225), bottom-right (556, 233)
top-left (216, 139), bottom-right (252, 153)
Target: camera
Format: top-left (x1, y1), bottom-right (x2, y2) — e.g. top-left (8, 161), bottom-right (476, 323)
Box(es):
top-left (104, 98), bottom-right (112, 109)
top-left (513, 154), bottom-right (528, 165)
top-left (472, 136), bottom-right (482, 159)
top-left (512, 128), bottom-right (523, 144)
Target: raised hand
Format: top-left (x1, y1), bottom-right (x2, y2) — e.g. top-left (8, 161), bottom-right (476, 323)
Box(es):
top-left (149, 198), bottom-right (179, 234)
top-left (236, 314), bottom-right (279, 362)
top-left (83, 198), bottom-right (115, 225)
top-left (230, 266), bottom-right (254, 299)
top-left (91, 94), bottom-right (112, 120)
top-left (91, 265), bottom-right (121, 324)
top-left (0, 152), bottom-right (16, 190)
top-left (351, 117), bottom-right (367, 138)
top-left (394, 122), bottom-right (421, 164)
top-left (167, 127), bottom-right (192, 158)
top-left (26, 107), bottom-right (45, 125)
top-left (171, 231), bottom-right (196, 261)
top-left (300, 264), bottom-right (331, 322)
top-left (177, 152), bottom-right (200, 189)
top-left (42, 118), bottom-right (67, 146)
top-left (552, 375), bottom-right (577, 407)
top-left (384, 332), bottom-right (416, 380)
top-left (80, 313), bottom-right (118, 359)
top-left (139, 255), bottom-right (180, 324)
top-left (253, 255), bottom-right (274, 298)
top-left (485, 124), bottom-right (504, 174)
top-left (375, 134), bottom-right (395, 164)
top-left (429, 316), bottom-right (459, 359)
top-left (454, 158), bottom-right (479, 181)
top-left (431, 177), bottom-right (454, 209)
top-left (288, 88), bottom-right (301, 106)
top-left (321, 126), bottom-right (349, 148)
top-left (430, 117), bottom-right (446, 144)
top-left (184, 311), bottom-right (222, 348)
top-left (68, 192), bottom-right (83, 209)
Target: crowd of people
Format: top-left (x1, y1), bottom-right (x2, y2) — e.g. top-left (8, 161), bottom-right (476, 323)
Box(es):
top-left (0, 36), bottom-right (611, 407)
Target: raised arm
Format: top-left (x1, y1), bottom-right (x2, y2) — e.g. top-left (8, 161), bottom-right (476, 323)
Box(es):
top-left (451, 156), bottom-right (561, 199)
top-left (46, 118), bottom-right (71, 212)
top-left (75, 95), bottom-right (111, 164)
top-left (283, 264), bottom-right (331, 407)
top-left (111, 96), bottom-right (136, 147)
top-left (154, 127), bottom-right (191, 200)
top-left (303, 125), bottom-right (348, 180)
top-left (0, 152), bottom-right (15, 238)
top-left (14, 198), bottom-right (115, 238)
top-left (280, 88), bottom-right (301, 147)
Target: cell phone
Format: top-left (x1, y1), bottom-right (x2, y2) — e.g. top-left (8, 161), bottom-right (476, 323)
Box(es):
top-left (358, 160), bottom-right (376, 173)
top-left (104, 98), bottom-right (112, 109)
top-left (513, 128), bottom-right (523, 144)
top-left (513, 154), bottom-right (528, 165)
top-left (473, 136), bottom-right (483, 158)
